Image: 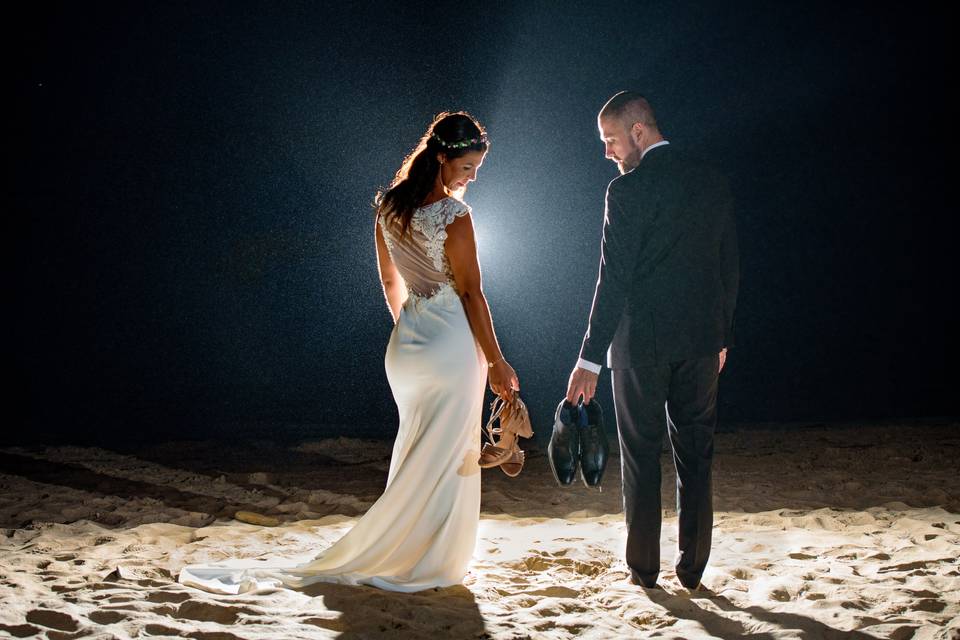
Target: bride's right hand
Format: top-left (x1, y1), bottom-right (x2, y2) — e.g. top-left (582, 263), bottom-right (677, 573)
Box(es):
top-left (488, 359), bottom-right (519, 401)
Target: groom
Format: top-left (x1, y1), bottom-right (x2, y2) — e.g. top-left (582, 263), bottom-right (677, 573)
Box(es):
top-left (566, 91), bottom-right (739, 590)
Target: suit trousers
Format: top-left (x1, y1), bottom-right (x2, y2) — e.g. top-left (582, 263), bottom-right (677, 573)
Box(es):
top-left (610, 353), bottom-right (719, 587)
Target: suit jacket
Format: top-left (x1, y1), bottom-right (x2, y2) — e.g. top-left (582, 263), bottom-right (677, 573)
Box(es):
top-left (579, 145), bottom-right (739, 369)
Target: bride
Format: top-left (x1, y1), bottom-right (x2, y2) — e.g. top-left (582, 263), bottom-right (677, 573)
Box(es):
top-left (178, 111), bottom-right (520, 594)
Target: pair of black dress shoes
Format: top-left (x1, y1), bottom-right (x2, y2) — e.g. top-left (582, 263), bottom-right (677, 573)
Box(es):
top-left (547, 399), bottom-right (610, 488)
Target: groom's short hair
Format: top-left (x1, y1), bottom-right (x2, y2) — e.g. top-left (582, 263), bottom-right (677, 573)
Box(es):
top-left (599, 91), bottom-right (658, 130)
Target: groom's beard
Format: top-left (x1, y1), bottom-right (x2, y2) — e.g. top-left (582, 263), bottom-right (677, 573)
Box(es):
top-left (617, 145), bottom-right (643, 174)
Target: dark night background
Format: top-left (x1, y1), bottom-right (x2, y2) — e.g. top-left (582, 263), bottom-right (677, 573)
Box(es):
top-left (11, 2), bottom-right (955, 444)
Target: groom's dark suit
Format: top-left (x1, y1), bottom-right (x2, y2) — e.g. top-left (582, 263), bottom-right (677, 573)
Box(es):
top-left (579, 142), bottom-right (739, 587)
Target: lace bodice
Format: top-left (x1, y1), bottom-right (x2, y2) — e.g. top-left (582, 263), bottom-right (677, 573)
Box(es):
top-left (378, 197), bottom-right (472, 300)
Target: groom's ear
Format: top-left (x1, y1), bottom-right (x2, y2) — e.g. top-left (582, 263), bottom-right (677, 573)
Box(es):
top-left (630, 122), bottom-right (645, 145)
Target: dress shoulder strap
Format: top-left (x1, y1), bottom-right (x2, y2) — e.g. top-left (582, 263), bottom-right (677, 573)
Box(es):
top-left (439, 198), bottom-right (472, 227)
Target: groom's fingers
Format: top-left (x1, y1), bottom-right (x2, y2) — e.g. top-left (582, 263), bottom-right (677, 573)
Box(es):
top-left (565, 379), bottom-right (577, 403)
top-left (569, 368), bottom-right (596, 404)
top-left (584, 377), bottom-right (597, 404)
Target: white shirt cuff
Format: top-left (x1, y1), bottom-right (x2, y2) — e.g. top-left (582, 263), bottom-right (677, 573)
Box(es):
top-left (576, 357), bottom-right (602, 374)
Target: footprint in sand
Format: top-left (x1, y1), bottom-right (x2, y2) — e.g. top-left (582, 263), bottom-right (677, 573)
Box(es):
top-left (168, 600), bottom-right (257, 625)
top-left (512, 596), bottom-right (539, 608)
top-left (107, 596), bottom-right (138, 604)
top-left (522, 586), bottom-right (580, 599)
top-left (878, 558), bottom-right (953, 573)
top-left (144, 624), bottom-right (183, 636)
top-left (137, 578), bottom-right (171, 588)
top-left (146, 591), bottom-right (192, 604)
top-left (888, 626), bottom-right (920, 640)
top-left (50, 584), bottom-right (82, 594)
top-left (303, 616), bottom-right (347, 632)
top-left (910, 598), bottom-right (947, 613)
top-left (88, 610), bottom-right (127, 625)
top-left (728, 568), bottom-right (753, 580)
top-left (25, 609), bottom-right (80, 632)
top-left (511, 553), bottom-right (609, 577)
top-left (0, 623), bottom-right (42, 638)
top-left (532, 620), bottom-right (591, 633)
top-left (530, 599), bottom-right (590, 619)
top-left (769, 588), bottom-right (792, 602)
top-left (26, 545), bottom-right (56, 556)
top-left (629, 612), bottom-right (676, 630)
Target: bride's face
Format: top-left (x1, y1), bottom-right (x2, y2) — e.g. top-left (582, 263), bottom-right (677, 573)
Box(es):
top-left (439, 150), bottom-right (486, 191)
top-left (599, 116), bottom-right (642, 174)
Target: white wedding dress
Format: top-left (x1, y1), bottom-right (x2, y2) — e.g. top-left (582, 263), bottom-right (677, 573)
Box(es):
top-left (178, 197), bottom-right (487, 594)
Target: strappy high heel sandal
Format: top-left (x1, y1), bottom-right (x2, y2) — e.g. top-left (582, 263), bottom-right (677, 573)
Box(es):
top-left (499, 444), bottom-right (526, 478)
top-left (478, 394), bottom-right (534, 476)
top-left (478, 398), bottom-right (513, 468)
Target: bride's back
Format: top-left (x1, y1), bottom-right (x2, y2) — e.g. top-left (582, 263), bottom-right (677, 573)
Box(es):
top-left (378, 196), bottom-right (472, 299)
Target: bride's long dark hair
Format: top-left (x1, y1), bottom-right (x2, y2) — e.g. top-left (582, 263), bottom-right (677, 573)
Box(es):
top-left (376, 112), bottom-right (488, 238)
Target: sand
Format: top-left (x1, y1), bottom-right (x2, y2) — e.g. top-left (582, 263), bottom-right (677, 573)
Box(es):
top-left (1, 423), bottom-right (958, 639)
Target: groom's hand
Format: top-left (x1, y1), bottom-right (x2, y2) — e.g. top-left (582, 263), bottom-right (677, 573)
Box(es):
top-left (719, 348), bottom-right (728, 373)
top-left (566, 367), bottom-right (599, 405)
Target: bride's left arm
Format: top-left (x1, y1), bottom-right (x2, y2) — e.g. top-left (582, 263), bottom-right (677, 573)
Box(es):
top-left (375, 218), bottom-right (406, 323)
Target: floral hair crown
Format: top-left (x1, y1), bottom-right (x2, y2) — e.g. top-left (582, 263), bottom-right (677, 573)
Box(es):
top-left (430, 131), bottom-right (488, 150)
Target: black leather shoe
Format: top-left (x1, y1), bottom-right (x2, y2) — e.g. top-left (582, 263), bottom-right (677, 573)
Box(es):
top-left (629, 570), bottom-right (659, 589)
top-left (676, 571), bottom-right (702, 590)
top-left (548, 399), bottom-right (580, 486)
top-left (579, 400), bottom-right (609, 488)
